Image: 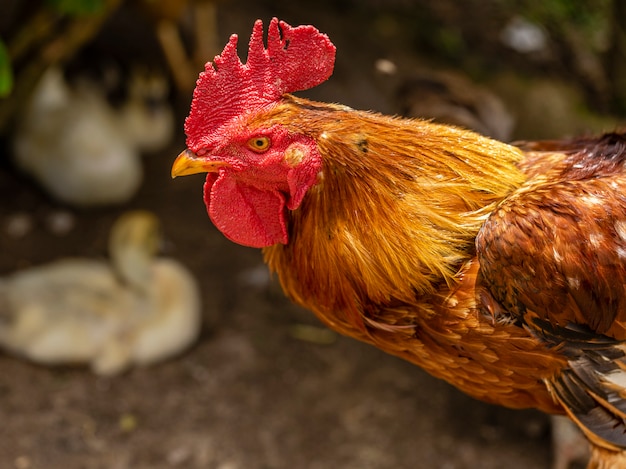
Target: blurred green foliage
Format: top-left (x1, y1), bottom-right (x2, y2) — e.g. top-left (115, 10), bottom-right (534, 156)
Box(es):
top-left (0, 40), bottom-right (13, 97)
top-left (517, 0), bottom-right (610, 24)
top-left (513, 0), bottom-right (612, 50)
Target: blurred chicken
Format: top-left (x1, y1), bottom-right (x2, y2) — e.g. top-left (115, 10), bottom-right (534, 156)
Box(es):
top-left (12, 67), bottom-right (141, 206)
top-left (0, 210), bottom-right (201, 375)
top-left (397, 69), bottom-right (515, 141)
top-left (12, 65), bottom-right (174, 206)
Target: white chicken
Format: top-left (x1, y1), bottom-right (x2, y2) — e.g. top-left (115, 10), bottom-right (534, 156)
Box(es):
top-left (12, 66), bottom-right (174, 206)
top-left (0, 210), bottom-right (202, 375)
top-left (12, 67), bottom-right (142, 206)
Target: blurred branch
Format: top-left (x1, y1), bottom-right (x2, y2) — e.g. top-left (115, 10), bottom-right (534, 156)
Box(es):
top-left (0, 0), bottom-right (123, 135)
top-left (147, 0), bottom-right (220, 93)
top-left (155, 19), bottom-right (197, 93)
top-left (9, 10), bottom-right (60, 63)
top-left (192, 0), bottom-right (219, 67)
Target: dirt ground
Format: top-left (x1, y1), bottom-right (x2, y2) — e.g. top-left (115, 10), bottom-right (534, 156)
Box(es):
top-left (0, 1), bottom-right (622, 468)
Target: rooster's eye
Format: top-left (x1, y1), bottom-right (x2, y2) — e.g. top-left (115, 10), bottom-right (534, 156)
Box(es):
top-left (247, 136), bottom-right (271, 152)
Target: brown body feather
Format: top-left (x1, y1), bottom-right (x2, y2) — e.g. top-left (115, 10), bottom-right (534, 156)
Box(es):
top-left (257, 97), bottom-right (626, 462)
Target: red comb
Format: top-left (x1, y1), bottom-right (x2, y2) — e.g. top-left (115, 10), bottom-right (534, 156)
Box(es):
top-left (184, 18), bottom-right (336, 151)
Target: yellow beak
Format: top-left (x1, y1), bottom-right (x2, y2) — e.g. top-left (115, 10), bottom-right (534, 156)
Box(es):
top-left (171, 149), bottom-right (229, 178)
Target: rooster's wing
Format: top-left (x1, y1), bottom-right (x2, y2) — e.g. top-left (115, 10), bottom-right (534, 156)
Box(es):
top-left (476, 132), bottom-right (626, 450)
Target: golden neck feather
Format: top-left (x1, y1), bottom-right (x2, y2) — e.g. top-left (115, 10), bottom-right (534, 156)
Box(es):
top-left (262, 96), bottom-right (525, 328)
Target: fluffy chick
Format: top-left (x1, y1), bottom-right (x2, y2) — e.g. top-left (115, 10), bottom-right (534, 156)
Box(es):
top-left (0, 210), bottom-right (201, 375)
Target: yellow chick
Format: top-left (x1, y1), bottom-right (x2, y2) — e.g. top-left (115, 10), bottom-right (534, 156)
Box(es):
top-left (0, 211), bottom-right (201, 375)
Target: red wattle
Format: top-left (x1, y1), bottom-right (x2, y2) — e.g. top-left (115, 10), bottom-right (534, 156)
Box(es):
top-left (204, 173), bottom-right (288, 248)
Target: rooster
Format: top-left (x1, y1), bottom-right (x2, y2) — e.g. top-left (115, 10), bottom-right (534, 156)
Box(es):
top-left (171, 18), bottom-right (626, 468)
